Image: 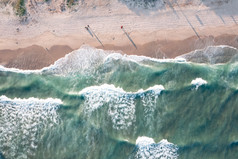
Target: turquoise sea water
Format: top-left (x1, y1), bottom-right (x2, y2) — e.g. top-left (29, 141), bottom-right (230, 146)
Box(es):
top-left (0, 46), bottom-right (238, 159)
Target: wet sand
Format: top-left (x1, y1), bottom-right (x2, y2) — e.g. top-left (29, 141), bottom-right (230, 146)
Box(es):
top-left (0, 33), bottom-right (238, 70)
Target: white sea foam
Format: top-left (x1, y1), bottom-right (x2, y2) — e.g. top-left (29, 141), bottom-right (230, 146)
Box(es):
top-left (0, 46), bottom-right (108, 75)
top-left (79, 84), bottom-right (164, 95)
top-left (177, 45), bottom-right (238, 64)
top-left (41, 46), bottom-right (108, 75)
top-left (0, 46), bottom-right (186, 75)
top-left (0, 65), bottom-right (41, 74)
top-left (136, 136), bottom-right (155, 146)
top-left (81, 84), bottom-right (135, 130)
top-left (79, 84), bottom-right (164, 130)
top-left (131, 136), bottom-right (179, 159)
top-left (0, 96), bottom-right (62, 159)
top-left (2, 45), bottom-right (238, 75)
top-left (0, 95), bottom-right (63, 104)
top-left (105, 53), bottom-right (186, 64)
top-left (191, 78), bottom-right (207, 89)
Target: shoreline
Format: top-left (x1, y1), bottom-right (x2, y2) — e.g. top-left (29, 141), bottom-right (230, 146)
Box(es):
top-left (0, 33), bottom-right (238, 70)
top-left (0, 0), bottom-right (238, 69)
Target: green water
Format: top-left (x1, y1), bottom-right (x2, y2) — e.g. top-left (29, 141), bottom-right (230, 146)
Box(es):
top-left (0, 46), bottom-right (238, 159)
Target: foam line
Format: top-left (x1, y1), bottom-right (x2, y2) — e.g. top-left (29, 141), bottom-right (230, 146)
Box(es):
top-left (0, 46), bottom-right (187, 75)
top-left (0, 95), bottom-right (63, 104)
top-left (78, 84), bottom-right (164, 96)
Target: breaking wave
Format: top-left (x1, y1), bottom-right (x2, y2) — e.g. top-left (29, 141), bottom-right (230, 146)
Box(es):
top-left (129, 136), bottom-right (178, 159)
top-left (1, 45), bottom-right (238, 158)
top-left (0, 46), bottom-right (186, 76)
top-left (0, 96), bottom-right (62, 159)
top-left (177, 45), bottom-right (238, 64)
top-left (191, 78), bottom-right (207, 89)
top-left (79, 84), bottom-right (164, 130)
top-left (1, 45), bottom-right (238, 77)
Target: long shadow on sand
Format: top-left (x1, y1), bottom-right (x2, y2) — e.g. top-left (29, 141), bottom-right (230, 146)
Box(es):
top-left (119, 0), bottom-right (238, 24)
top-left (198, 0), bottom-right (238, 25)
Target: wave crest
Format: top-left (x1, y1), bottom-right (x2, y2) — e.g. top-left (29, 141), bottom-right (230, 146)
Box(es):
top-left (130, 136), bottom-right (179, 159)
top-left (191, 78), bottom-right (207, 89)
top-left (42, 46), bottom-right (108, 75)
top-left (177, 45), bottom-right (238, 64)
top-left (79, 84), bottom-right (164, 130)
top-left (0, 46), bottom-right (186, 75)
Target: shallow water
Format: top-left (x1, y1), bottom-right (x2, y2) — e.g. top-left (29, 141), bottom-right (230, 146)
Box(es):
top-left (0, 46), bottom-right (238, 159)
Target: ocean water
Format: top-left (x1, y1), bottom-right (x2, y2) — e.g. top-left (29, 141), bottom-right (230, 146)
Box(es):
top-left (0, 46), bottom-right (238, 159)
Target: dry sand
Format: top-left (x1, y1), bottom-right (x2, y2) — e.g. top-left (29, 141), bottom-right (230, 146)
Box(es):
top-left (0, 0), bottom-right (238, 69)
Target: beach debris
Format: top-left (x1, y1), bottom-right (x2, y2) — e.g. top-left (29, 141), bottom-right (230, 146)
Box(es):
top-left (121, 26), bottom-right (137, 49)
top-left (86, 25), bottom-right (104, 48)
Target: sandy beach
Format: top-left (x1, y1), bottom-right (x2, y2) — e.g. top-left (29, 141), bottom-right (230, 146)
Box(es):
top-left (0, 0), bottom-right (238, 69)
top-left (1, 2), bottom-right (238, 159)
